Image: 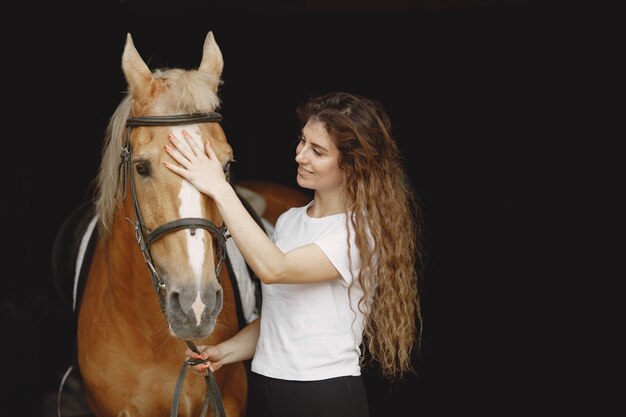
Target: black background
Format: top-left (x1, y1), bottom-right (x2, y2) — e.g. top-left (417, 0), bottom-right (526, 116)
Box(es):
top-left (1, 0), bottom-right (559, 416)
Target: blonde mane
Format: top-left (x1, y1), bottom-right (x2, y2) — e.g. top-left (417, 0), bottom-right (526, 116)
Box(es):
top-left (94, 68), bottom-right (222, 235)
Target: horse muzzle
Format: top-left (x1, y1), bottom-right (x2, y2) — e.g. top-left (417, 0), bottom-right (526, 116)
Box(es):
top-left (165, 283), bottom-right (224, 339)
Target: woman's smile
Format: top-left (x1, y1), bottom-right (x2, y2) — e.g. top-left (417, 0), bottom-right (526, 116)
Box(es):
top-left (298, 165), bottom-right (313, 176)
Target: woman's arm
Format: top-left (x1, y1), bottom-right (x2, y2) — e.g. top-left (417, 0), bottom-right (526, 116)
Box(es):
top-left (164, 130), bottom-right (339, 284)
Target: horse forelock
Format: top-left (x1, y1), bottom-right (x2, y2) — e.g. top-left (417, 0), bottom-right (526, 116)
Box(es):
top-left (153, 68), bottom-right (222, 114)
top-left (95, 67), bottom-right (223, 235)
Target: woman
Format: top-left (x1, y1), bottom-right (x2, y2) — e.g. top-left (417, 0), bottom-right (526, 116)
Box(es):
top-left (164, 92), bottom-right (423, 417)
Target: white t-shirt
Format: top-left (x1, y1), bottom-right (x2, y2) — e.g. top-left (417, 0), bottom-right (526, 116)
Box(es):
top-left (250, 201), bottom-right (366, 381)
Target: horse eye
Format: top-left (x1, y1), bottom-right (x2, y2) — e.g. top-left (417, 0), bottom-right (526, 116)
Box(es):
top-left (135, 160), bottom-right (152, 177)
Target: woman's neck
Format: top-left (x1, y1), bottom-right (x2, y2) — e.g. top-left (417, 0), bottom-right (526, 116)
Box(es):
top-left (309, 191), bottom-right (347, 218)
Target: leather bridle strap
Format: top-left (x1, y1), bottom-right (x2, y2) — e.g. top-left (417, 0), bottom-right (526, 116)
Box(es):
top-left (126, 112), bottom-right (223, 126)
top-left (123, 117), bottom-right (229, 303)
top-left (145, 218), bottom-right (227, 280)
top-left (170, 341), bottom-right (227, 417)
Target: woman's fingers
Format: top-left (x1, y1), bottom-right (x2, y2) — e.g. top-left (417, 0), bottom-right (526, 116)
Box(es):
top-left (184, 347), bottom-right (202, 359)
top-left (183, 345), bottom-right (212, 376)
top-left (164, 148), bottom-right (186, 170)
top-left (167, 131), bottom-right (199, 160)
top-left (166, 131), bottom-right (218, 166)
top-left (181, 130), bottom-right (204, 157)
top-left (193, 363), bottom-right (211, 372)
top-left (190, 362), bottom-right (211, 377)
top-left (204, 136), bottom-right (218, 160)
top-left (165, 138), bottom-right (192, 167)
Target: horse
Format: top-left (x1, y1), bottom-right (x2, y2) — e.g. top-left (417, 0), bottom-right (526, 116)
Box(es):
top-left (51, 31), bottom-right (309, 417)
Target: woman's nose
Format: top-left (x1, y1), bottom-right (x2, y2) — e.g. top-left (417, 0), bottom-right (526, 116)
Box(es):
top-left (295, 149), bottom-right (306, 163)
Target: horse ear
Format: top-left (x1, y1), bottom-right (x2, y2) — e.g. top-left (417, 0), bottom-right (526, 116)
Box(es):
top-left (198, 31), bottom-right (224, 91)
top-left (121, 33), bottom-right (156, 104)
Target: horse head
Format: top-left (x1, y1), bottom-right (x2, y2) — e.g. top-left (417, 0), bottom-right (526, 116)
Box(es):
top-left (96, 32), bottom-right (233, 340)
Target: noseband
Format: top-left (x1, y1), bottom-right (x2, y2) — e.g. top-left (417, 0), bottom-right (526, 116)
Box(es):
top-left (119, 112), bottom-right (229, 417)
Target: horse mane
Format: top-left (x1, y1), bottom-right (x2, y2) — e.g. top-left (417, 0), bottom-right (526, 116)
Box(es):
top-left (94, 68), bottom-right (223, 235)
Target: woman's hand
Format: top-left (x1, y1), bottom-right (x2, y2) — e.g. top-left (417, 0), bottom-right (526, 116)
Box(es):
top-left (185, 344), bottom-right (224, 376)
top-left (164, 130), bottom-right (228, 198)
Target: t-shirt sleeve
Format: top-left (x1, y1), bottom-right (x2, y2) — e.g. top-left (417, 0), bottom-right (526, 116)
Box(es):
top-left (314, 231), bottom-right (360, 286)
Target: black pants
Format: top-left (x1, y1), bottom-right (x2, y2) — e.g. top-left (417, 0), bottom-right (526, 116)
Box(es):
top-left (245, 371), bottom-right (370, 417)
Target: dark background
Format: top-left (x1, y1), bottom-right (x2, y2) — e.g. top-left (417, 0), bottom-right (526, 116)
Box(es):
top-left (1, 0), bottom-right (559, 416)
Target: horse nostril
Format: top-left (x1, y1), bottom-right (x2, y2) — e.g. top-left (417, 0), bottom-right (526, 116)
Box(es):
top-left (167, 290), bottom-right (181, 310)
top-left (214, 287), bottom-right (223, 304)
top-left (212, 287), bottom-right (224, 316)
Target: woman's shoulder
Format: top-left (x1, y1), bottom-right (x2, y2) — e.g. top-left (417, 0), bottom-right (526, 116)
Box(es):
top-left (275, 201), bottom-right (313, 226)
top-left (280, 200), bottom-right (313, 217)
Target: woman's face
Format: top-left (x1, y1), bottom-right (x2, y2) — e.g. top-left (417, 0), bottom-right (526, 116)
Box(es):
top-left (295, 120), bottom-right (344, 193)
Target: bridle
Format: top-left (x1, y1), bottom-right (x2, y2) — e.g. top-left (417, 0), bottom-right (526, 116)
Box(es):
top-left (121, 112), bottom-right (229, 310)
top-left (120, 112), bottom-right (229, 417)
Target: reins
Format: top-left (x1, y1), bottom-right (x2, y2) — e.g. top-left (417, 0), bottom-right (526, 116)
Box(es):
top-left (121, 112), bottom-right (229, 417)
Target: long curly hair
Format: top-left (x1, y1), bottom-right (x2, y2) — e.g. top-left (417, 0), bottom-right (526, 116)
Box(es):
top-left (296, 92), bottom-right (424, 380)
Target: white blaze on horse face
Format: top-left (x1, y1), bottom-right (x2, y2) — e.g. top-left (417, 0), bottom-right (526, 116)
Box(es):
top-left (171, 125), bottom-right (208, 325)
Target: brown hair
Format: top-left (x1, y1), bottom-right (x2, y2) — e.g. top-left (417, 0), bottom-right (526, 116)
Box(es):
top-left (296, 92), bottom-right (424, 380)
